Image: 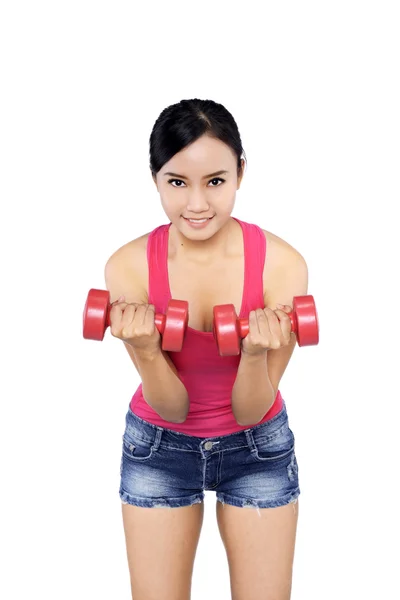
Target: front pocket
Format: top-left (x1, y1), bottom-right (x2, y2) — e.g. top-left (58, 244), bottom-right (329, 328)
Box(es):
top-left (250, 422), bottom-right (295, 462)
top-left (122, 429), bottom-right (155, 462)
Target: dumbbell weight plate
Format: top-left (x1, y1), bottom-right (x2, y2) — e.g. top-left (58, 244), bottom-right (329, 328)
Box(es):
top-left (162, 300), bottom-right (189, 352)
top-left (83, 289), bottom-right (110, 341)
top-left (293, 296), bottom-right (319, 346)
top-left (212, 304), bottom-right (242, 357)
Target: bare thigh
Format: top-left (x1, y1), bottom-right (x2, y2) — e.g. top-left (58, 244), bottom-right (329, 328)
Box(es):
top-left (216, 499), bottom-right (299, 600)
top-left (121, 501), bottom-right (205, 600)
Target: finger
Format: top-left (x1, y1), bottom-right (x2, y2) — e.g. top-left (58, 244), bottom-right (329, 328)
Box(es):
top-left (262, 307), bottom-right (281, 346)
top-left (274, 308), bottom-right (292, 341)
top-left (110, 301), bottom-right (126, 322)
top-left (110, 302), bottom-right (129, 322)
top-left (132, 304), bottom-right (154, 331)
top-left (144, 304), bottom-right (156, 330)
top-left (255, 308), bottom-right (268, 335)
top-left (258, 307), bottom-right (273, 335)
top-left (118, 304), bottom-right (133, 330)
top-left (248, 309), bottom-right (260, 335)
top-left (110, 302), bottom-right (127, 332)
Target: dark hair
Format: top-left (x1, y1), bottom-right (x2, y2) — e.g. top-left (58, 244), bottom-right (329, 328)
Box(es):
top-left (149, 98), bottom-right (246, 177)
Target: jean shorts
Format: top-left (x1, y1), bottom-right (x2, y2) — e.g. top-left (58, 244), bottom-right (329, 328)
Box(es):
top-left (119, 400), bottom-right (300, 511)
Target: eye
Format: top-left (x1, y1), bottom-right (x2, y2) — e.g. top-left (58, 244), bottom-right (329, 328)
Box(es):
top-left (168, 179), bottom-right (186, 187)
top-left (209, 177), bottom-right (225, 187)
top-left (167, 178), bottom-right (225, 188)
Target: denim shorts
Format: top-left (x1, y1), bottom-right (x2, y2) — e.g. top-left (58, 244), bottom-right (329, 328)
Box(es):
top-left (119, 401), bottom-right (300, 511)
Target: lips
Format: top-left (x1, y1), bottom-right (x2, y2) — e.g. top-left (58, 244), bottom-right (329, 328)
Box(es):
top-left (183, 216), bottom-right (214, 220)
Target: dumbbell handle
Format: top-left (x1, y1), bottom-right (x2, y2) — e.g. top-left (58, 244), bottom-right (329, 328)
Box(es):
top-left (236, 310), bottom-right (297, 339)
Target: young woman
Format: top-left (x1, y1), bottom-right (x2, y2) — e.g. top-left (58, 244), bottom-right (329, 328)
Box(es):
top-left (105, 98), bottom-right (308, 600)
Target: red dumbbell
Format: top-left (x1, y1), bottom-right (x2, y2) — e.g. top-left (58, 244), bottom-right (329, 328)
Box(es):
top-left (82, 289), bottom-right (189, 352)
top-left (212, 295), bottom-right (319, 356)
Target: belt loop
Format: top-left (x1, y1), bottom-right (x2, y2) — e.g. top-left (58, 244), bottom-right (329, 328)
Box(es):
top-left (244, 429), bottom-right (256, 452)
top-left (153, 427), bottom-right (163, 450)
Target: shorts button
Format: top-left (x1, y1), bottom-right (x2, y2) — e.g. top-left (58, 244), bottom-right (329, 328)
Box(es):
top-left (205, 441), bottom-right (213, 450)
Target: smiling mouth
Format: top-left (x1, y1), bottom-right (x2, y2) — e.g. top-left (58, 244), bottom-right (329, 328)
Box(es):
top-left (183, 216), bottom-right (214, 221)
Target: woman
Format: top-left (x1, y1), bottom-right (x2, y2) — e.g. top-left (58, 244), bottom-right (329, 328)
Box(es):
top-left (105, 98), bottom-right (308, 600)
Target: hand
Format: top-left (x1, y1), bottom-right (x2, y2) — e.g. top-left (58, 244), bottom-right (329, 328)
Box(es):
top-left (109, 295), bottom-right (161, 353)
top-left (241, 304), bottom-right (293, 356)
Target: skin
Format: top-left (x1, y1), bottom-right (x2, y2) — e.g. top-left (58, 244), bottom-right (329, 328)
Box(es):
top-left (111, 133), bottom-right (302, 599)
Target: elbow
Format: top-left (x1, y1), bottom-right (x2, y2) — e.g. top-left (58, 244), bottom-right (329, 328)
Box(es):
top-left (235, 416), bottom-right (250, 427)
top-left (159, 407), bottom-right (188, 424)
top-left (235, 414), bottom-right (265, 427)
top-left (164, 398), bottom-right (190, 424)
top-left (158, 410), bottom-right (187, 424)
top-left (167, 411), bottom-right (189, 424)
top-left (167, 406), bottom-right (189, 424)
top-left (175, 397), bottom-right (190, 423)
top-left (176, 404), bottom-right (190, 423)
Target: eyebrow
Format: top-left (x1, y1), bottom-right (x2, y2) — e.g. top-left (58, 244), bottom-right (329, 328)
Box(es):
top-left (163, 170), bottom-right (229, 179)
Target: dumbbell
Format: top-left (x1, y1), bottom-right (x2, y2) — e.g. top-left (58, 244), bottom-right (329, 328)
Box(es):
top-left (212, 295), bottom-right (319, 356)
top-left (82, 289), bottom-right (189, 352)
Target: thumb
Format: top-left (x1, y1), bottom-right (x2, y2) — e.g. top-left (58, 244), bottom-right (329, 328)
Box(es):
top-left (276, 303), bottom-right (291, 312)
top-left (111, 295), bottom-right (125, 306)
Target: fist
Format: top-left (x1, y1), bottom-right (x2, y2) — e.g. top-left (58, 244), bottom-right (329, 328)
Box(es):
top-left (241, 304), bottom-right (293, 356)
top-left (109, 295), bottom-right (161, 353)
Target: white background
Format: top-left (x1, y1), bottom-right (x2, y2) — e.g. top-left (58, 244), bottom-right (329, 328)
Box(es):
top-left (1, 1), bottom-right (399, 598)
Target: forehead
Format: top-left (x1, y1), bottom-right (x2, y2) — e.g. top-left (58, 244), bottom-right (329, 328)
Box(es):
top-left (163, 135), bottom-right (236, 173)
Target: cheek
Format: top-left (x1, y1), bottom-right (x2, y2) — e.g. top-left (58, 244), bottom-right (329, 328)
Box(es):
top-left (160, 191), bottom-right (183, 206)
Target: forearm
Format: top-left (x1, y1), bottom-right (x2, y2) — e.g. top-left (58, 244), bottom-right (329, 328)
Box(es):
top-left (231, 351), bottom-right (276, 426)
top-left (132, 347), bottom-right (189, 423)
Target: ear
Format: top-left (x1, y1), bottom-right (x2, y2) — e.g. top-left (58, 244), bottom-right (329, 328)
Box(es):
top-left (237, 158), bottom-right (245, 189)
top-left (152, 173), bottom-right (159, 191)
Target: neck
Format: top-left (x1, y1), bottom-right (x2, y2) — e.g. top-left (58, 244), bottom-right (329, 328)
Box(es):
top-left (169, 217), bottom-right (236, 264)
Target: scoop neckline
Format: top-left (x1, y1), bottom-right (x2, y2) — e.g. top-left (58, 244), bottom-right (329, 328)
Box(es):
top-left (164, 216), bottom-right (247, 336)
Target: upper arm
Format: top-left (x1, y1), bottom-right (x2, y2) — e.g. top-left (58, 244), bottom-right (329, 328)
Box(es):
top-left (104, 244), bottom-right (149, 372)
top-left (263, 247), bottom-right (309, 396)
top-left (104, 244), bottom-right (180, 377)
top-left (104, 243), bottom-right (148, 305)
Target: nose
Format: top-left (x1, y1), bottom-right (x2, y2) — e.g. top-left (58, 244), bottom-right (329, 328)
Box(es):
top-left (186, 189), bottom-right (210, 213)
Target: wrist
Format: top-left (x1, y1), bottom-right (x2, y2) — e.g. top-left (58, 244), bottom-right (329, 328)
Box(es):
top-left (241, 349), bottom-right (268, 362)
top-left (131, 345), bottom-right (162, 362)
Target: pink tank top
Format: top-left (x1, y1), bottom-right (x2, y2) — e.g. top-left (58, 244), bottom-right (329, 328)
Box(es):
top-left (129, 216), bottom-right (283, 437)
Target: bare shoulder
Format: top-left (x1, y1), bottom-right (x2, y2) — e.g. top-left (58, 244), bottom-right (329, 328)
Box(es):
top-left (104, 231), bottom-right (151, 304)
top-left (261, 228), bottom-right (308, 296)
top-left (262, 228), bottom-right (307, 264)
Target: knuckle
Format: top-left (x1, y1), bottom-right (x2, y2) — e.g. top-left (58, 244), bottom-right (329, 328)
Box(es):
top-left (137, 328), bottom-right (149, 337)
top-left (122, 328), bottom-right (134, 338)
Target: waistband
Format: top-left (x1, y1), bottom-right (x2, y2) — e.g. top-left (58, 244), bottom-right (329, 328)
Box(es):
top-left (124, 401), bottom-right (288, 454)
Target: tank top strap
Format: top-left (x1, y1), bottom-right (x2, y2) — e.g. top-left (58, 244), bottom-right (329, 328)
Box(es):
top-left (234, 218), bottom-right (266, 315)
top-left (147, 223), bottom-right (171, 314)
